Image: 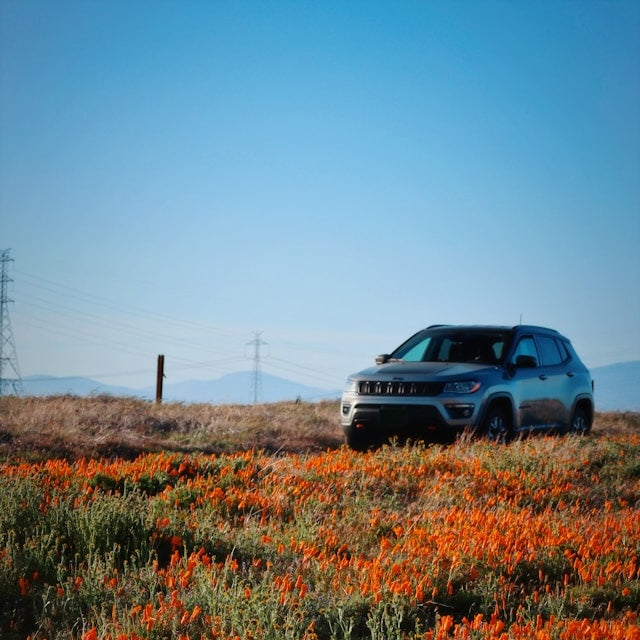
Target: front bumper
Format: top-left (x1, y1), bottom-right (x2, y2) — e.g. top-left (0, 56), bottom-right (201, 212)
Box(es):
top-left (341, 394), bottom-right (480, 443)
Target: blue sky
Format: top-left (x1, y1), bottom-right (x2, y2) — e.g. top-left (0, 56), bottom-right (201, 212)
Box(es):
top-left (1, 1), bottom-right (639, 394)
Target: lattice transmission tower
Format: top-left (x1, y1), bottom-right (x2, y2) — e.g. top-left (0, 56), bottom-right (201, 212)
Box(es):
top-left (247, 331), bottom-right (268, 404)
top-left (0, 249), bottom-right (23, 397)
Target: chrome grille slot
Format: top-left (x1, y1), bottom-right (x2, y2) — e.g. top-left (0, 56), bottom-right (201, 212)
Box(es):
top-left (358, 380), bottom-right (444, 396)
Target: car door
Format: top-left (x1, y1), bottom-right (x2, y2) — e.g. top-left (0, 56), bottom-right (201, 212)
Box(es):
top-left (534, 334), bottom-right (572, 428)
top-left (508, 335), bottom-right (548, 429)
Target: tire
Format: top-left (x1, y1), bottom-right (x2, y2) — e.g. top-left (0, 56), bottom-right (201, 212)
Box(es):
top-left (483, 405), bottom-right (512, 443)
top-left (345, 427), bottom-right (373, 451)
top-left (568, 405), bottom-right (591, 435)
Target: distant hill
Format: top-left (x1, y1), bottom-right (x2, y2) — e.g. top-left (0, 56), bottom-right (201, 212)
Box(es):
top-left (155, 371), bottom-right (339, 404)
top-left (590, 361), bottom-right (640, 412)
top-left (19, 361), bottom-right (639, 411)
top-left (21, 371), bottom-right (339, 404)
top-left (21, 375), bottom-right (139, 399)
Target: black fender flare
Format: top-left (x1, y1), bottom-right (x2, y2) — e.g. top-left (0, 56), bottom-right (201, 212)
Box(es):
top-left (569, 394), bottom-right (594, 425)
top-left (476, 393), bottom-right (516, 430)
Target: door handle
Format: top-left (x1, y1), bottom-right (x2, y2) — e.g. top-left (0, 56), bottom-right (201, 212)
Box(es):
top-left (539, 374), bottom-right (548, 381)
top-left (566, 371), bottom-right (575, 378)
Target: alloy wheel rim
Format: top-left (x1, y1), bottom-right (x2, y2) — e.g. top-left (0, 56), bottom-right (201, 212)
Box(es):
top-left (489, 415), bottom-right (505, 441)
top-left (572, 414), bottom-right (586, 434)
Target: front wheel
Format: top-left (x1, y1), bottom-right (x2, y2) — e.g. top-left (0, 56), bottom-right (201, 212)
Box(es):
top-left (568, 405), bottom-right (591, 435)
top-left (344, 426), bottom-right (374, 451)
top-left (483, 406), bottom-right (512, 443)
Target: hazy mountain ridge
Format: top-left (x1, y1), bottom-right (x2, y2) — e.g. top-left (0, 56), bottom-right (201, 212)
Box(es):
top-left (590, 360), bottom-right (640, 412)
top-left (21, 371), bottom-right (339, 404)
top-left (19, 361), bottom-right (640, 411)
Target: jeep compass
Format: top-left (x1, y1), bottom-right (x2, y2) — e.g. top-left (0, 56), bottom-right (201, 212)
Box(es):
top-left (340, 325), bottom-right (594, 449)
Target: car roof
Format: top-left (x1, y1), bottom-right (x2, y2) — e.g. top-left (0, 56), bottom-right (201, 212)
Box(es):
top-left (425, 324), bottom-right (564, 337)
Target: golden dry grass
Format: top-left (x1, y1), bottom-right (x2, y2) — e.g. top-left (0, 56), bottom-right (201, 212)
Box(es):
top-left (0, 395), bottom-right (343, 460)
top-left (0, 394), bottom-right (637, 460)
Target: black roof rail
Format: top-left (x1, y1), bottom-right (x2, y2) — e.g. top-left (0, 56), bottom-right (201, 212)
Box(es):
top-left (512, 324), bottom-right (560, 334)
top-left (427, 324), bottom-right (450, 329)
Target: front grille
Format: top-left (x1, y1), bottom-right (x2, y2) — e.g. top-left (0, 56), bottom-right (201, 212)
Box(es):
top-left (358, 380), bottom-right (444, 396)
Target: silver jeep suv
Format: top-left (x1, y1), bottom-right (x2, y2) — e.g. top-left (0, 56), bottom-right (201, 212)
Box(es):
top-left (341, 324), bottom-right (594, 449)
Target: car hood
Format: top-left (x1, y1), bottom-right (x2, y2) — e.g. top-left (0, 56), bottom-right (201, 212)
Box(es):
top-left (353, 361), bottom-right (497, 379)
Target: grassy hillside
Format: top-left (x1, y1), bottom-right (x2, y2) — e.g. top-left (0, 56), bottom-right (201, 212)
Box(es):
top-left (0, 396), bottom-right (639, 639)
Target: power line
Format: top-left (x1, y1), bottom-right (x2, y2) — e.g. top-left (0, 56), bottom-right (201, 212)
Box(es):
top-left (13, 269), bottom-right (251, 370)
top-left (265, 355), bottom-right (342, 387)
top-left (11, 267), bottom-right (353, 388)
top-left (14, 268), bottom-right (248, 341)
top-left (0, 249), bottom-right (23, 396)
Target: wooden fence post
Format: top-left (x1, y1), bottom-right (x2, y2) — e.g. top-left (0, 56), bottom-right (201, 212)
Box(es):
top-left (156, 354), bottom-right (164, 404)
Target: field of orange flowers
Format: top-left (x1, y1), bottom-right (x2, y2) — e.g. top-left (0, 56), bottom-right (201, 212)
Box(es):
top-left (1, 432), bottom-right (639, 639)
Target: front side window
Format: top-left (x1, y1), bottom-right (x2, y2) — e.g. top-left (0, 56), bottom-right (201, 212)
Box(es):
top-left (511, 336), bottom-right (539, 366)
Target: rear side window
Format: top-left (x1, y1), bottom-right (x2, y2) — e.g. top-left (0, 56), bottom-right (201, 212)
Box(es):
top-left (557, 340), bottom-right (570, 362)
top-left (537, 335), bottom-right (563, 366)
top-left (563, 340), bottom-right (580, 362)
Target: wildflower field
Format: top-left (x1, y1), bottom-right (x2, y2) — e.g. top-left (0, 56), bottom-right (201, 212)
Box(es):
top-left (1, 399), bottom-right (639, 639)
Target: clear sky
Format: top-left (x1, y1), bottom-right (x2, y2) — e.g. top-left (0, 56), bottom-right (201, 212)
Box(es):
top-left (1, 0), bottom-right (639, 393)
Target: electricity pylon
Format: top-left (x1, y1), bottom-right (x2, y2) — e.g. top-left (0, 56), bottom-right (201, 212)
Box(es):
top-left (0, 249), bottom-right (23, 397)
top-left (247, 331), bottom-right (267, 404)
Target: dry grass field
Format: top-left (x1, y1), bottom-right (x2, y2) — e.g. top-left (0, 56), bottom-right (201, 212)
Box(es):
top-left (0, 395), bottom-right (344, 460)
top-left (1, 394), bottom-right (638, 460)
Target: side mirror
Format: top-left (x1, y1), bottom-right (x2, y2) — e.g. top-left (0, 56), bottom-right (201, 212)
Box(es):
top-left (515, 355), bottom-right (537, 368)
top-left (375, 354), bottom-right (390, 365)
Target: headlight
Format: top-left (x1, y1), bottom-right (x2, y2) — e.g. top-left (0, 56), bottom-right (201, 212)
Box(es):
top-left (343, 377), bottom-right (358, 394)
top-left (443, 380), bottom-right (481, 394)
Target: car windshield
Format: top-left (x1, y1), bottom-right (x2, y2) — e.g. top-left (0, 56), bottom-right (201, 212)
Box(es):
top-left (391, 329), bottom-right (510, 365)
